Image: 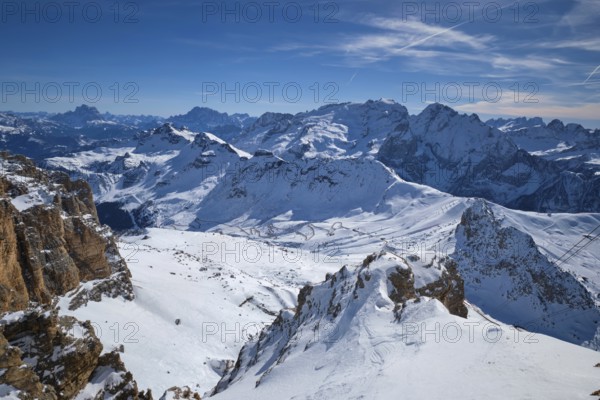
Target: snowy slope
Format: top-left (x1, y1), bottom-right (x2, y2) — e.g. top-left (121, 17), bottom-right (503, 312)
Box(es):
top-left (52, 187), bottom-right (600, 396)
top-left (58, 228), bottom-right (345, 395)
top-left (211, 253), bottom-right (600, 400)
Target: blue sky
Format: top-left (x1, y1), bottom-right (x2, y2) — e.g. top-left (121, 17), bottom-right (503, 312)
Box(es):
top-left (1, 0), bottom-right (599, 127)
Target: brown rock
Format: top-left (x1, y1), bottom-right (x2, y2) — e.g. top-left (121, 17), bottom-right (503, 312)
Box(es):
top-left (0, 331), bottom-right (58, 400)
top-left (0, 152), bottom-right (133, 312)
top-left (1, 307), bottom-right (153, 400)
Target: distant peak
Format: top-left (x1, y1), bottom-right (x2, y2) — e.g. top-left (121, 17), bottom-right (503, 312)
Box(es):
top-left (74, 104), bottom-right (100, 113)
top-left (547, 119), bottom-right (565, 131)
top-left (188, 106), bottom-right (222, 114)
top-left (422, 102), bottom-right (456, 115)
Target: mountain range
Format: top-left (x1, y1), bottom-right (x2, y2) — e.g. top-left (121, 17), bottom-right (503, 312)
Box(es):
top-left (1, 100), bottom-right (599, 398)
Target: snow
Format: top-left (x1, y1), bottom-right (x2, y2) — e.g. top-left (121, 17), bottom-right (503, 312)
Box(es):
top-left (233, 100), bottom-right (409, 158)
top-left (59, 229), bottom-right (314, 394)
top-left (0, 311), bottom-right (26, 324)
top-left (9, 188), bottom-right (54, 211)
top-left (74, 366), bottom-right (125, 400)
top-left (0, 385), bottom-right (21, 400)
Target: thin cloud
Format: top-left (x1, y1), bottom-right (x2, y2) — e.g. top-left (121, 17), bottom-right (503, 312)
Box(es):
top-left (536, 38), bottom-right (600, 52)
top-left (583, 65), bottom-right (600, 84)
top-left (347, 72), bottom-right (358, 85)
top-left (559, 0), bottom-right (600, 28)
top-left (360, 16), bottom-right (491, 51)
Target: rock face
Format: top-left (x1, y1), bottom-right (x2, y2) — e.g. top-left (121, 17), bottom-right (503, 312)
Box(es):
top-left (50, 104), bottom-right (103, 127)
top-left (0, 307), bottom-right (152, 400)
top-left (452, 199), bottom-right (600, 346)
top-left (0, 153), bottom-right (154, 399)
top-left (213, 251), bottom-right (467, 394)
top-left (0, 152), bottom-right (134, 311)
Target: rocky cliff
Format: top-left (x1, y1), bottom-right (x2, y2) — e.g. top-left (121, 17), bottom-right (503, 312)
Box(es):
top-left (0, 152), bottom-right (133, 312)
top-left (0, 307), bottom-right (152, 399)
top-left (0, 153), bottom-right (204, 399)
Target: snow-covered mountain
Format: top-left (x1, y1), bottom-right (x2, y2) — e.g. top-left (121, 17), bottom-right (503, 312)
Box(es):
top-left (486, 116), bottom-right (600, 158)
top-left (453, 200), bottom-right (600, 345)
top-left (46, 120), bottom-right (433, 230)
top-left (48, 120), bottom-right (600, 348)
top-left (233, 99), bottom-right (408, 158)
top-left (0, 107), bottom-right (138, 161)
top-left (379, 103), bottom-right (600, 213)
top-left (0, 105), bottom-right (257, 165)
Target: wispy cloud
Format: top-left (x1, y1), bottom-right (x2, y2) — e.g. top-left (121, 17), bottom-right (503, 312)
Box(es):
top-left (559, 0), bottom-right (600, 28)
top-left (536, 38), bottom-right (600, 52)
top-left (359, 16), bottom-right (491, 50)
top-left (335, 16), bottom-right (494, 63)
top-left (268, 15), bottom-right (495, 69)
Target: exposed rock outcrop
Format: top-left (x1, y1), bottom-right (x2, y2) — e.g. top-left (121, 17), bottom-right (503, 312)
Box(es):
top-left (0, 307), bottom-right (152, 400)
top-left (0, 152), bottom-right (134, 312)
top-left (0, 153), bottom-right (154, 399)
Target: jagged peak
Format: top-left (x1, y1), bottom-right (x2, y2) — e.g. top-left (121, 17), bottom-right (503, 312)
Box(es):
top-left (183, 106), bottom-right (227, 117)
top-left (214, 250), bottom-right (466, 394)
top-left (421, 102), bottom-right (458, 117)
top-left (50, 104), bottom-right (104, 125)
top-left (151, 122), bottom-right (194, 138)
top-left (72, 104), bottom-right (100, 113)
top-left (254, 111), bottom-right (294, 124)
top-left (547, 119), bottom-right (565, 131)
